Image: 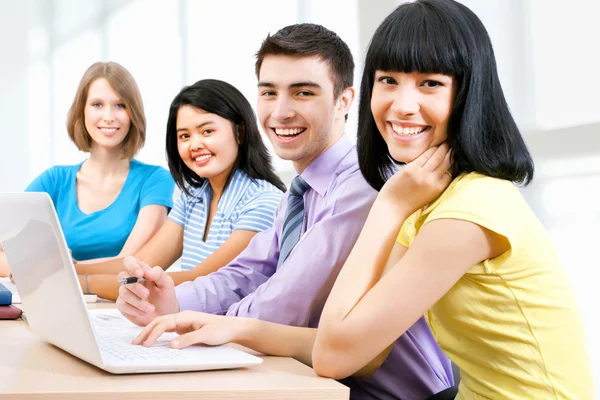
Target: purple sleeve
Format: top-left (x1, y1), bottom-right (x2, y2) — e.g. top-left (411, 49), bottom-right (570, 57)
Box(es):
top-left (174, 206), bottom-right (283, 313)
top-left (226, 173), bottom-right (377, 327)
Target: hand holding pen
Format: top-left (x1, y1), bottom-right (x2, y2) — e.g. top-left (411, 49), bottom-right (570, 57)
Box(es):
top-left (116, 256), bottom-right (179, 327)
top-left (118, 276), bottom-right (146, 285)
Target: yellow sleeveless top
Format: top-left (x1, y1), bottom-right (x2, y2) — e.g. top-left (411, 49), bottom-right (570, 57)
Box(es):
top-left (396, 173), bottom-right (593, 399)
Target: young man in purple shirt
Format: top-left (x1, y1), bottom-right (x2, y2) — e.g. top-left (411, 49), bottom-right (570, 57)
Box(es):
top-left (117, 24), bottom-right (454, 399)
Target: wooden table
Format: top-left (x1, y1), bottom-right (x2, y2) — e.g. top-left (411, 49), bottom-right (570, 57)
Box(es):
top-left (0, 303), bottom-right (349, 399)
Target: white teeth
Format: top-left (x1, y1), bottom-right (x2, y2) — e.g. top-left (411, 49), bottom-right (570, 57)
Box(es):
top-left (391, 124), bottom-right (427, 136)
top-left (195, 154), bottom-right (212, 161)
top-left (100, 128), bottom-right (117, 133)
top-left (274, 128), bottom-right (304, 136)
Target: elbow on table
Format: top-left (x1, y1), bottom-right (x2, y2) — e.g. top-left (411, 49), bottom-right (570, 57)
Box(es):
top-left (312, 341), bottom-right (355, 380)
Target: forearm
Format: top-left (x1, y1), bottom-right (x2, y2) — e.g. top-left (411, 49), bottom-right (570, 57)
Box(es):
top-left (76, 242), bottom-right (178, 276)
top-left (0, 250), bottom-right (10, 277)
top-left (321, 198), bottom-right (410, 323)
top-left (117, 205), bottom-right (169, 257)
top-left (77, 256), bottom-right (114, 265)
top-left (79, 219), bottom-right (182, 276)
top-left (314, 199), bottom-right (413, 378)
top-left (237, 319), bottom-right (317, 367)
top-left (236, 319), bottom-right (387, 377)
top-left (76, 257), bottom-right (126, 275)
top-left (79, 274), bottom-right (120, 300)
top-left (168, 270), bottom-right (196, 286)
top-left (174, 230), bottom-right (258, 286)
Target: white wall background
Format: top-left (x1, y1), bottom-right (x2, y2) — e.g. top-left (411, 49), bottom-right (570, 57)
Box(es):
top-left (1, 0), bottom-right (598, 394)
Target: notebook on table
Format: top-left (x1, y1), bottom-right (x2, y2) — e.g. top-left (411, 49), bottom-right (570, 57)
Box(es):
top-left (0, 281), bottom-right (22, 319)
top-left (0, 281), bottom-right (12, 305)
top-left (0, 192), bottom-right (262, 374)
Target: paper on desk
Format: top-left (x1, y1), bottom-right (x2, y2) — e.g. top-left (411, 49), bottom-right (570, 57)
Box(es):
top-left (0, 277), bottom-right (97, 303)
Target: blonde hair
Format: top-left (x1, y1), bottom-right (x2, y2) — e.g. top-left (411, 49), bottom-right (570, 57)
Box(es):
top-left (66, 61), bottom-right (146, 158)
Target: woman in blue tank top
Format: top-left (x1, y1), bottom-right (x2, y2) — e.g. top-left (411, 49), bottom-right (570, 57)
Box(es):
top-left (0, 62), bottom-right (174, 277)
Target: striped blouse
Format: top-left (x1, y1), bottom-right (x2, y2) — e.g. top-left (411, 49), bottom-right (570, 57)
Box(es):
top-left (168, 170), bottom-right (283, 271)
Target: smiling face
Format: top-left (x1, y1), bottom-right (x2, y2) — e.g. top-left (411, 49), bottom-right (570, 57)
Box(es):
top-left (371, 71), bottom-right (455, 163)
top-left (257, 55), bottom-right (349, 173)
top-left (84, 78), bottom-right (132, 152)
top-left (175, 105), bottom-right (239, 186)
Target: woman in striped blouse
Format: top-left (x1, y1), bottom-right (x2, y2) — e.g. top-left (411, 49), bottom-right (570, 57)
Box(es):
top-left (76, 79), bottom-right (285, 300)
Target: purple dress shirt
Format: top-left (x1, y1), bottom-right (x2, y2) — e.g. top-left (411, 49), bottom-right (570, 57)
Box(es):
top-left (175, 135), bottom-right (453, 399)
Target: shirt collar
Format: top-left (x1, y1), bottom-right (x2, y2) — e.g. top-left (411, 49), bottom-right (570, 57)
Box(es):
top-left (298, 134), bottom-right (353, 197)
top-left (187, 178), bottom-right (211, 204)
top-left (187, 169), bottom-right (247, 207)
top-left (219, 169), bottom-right (246, 209)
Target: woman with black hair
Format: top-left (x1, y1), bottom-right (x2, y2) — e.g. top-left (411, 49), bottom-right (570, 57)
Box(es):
top-left (76, 79), bottom-right (285, 300)
top-left (312, 0), bottom-right (593, 398)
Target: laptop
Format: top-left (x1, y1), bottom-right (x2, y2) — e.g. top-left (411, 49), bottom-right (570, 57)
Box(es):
top-left (0, 192), bottom-right (262, 374)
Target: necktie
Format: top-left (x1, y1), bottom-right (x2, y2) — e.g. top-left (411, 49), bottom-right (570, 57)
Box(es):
top-left (277, 175), bottom-right (310, 268)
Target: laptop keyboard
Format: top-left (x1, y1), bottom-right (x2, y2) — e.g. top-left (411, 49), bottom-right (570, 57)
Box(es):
top-left (98, 334), bottom-right (190, 361)
top-left (90, 310), bottom-right (191, 362)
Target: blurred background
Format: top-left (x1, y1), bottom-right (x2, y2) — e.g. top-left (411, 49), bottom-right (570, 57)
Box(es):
top-left (0, 0), bottom-right (598, 393)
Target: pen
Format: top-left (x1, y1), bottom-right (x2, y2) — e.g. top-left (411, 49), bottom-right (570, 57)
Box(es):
top-left (117, 277), bottom-right (146, 285)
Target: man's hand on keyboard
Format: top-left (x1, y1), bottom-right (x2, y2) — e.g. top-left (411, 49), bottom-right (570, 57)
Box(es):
top-left (116, 256), bottom-right (179, 327)
top-left (133, 311), bottom-right (245, 349)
